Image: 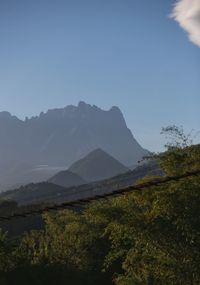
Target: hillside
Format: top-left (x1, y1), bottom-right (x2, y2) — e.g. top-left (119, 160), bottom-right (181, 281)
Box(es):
top-left (0, 102), bottom-right (147, 190)
top-left (0, 160), bottom-right (162, 206)
top-left (48, 170), bottom-right (86, 188)
top-left (68, 148), bottom-right (129, 182)
top-left (0, 182), bottom-right (66, 205)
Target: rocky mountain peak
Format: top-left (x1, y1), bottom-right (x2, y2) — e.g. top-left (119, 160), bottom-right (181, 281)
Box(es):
top-left (0, 102), bottom-right (148, 190)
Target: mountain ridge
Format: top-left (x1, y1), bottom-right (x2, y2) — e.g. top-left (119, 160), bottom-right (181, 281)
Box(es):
top-left (0, 102), bottom-right (124, 123)
top-left (0, 102), bottom-right (148, 190)
top-left (68, 148), bottom-right (129, 182)
top-left (0, 160), bottom-right (162, 206)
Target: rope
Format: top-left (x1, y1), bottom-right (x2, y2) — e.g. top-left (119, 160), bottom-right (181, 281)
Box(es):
top-left (0, 169), bottom-right (200, 221)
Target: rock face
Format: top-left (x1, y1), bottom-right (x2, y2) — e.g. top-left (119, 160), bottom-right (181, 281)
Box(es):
top-left (0, 102), bottom-right (147, 189)
top-left (68, 148), bottom-right (129, 182)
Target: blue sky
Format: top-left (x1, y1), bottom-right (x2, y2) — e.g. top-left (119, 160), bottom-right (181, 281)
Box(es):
top-left (0, 0), bottom-right (199, 151)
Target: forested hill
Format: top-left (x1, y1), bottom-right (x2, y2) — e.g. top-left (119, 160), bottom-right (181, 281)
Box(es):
top-left (0, 144), bottom-right (199, 285)
top-left (0, 160), bottom-right (161, 206)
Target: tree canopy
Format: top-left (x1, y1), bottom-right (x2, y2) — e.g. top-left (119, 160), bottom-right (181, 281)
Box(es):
top-left (0, 128), bottom-right (200, 285)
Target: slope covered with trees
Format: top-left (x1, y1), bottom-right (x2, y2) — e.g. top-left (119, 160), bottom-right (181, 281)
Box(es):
top-left (0, 128), bottom-right (199, 285)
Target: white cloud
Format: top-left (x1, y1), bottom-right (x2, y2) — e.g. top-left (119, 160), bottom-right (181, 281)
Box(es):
top-left (171, 0), bottom-right (200, 47)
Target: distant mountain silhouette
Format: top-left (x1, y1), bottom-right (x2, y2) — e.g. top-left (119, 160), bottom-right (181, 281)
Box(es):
top-left (0, 102), bottom-right (147, 190)
top-left (48, 170), bottom-right (86, 188)
top-left (68, 148), bottom-right (129, 182)
top-left (0, 164), bottom-right (66, 191)
top-left (0, 160), bottom-right (162, 206)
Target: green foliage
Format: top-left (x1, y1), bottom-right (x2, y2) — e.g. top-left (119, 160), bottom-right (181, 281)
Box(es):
top-left (0, 138), bottom-right (200, 284)
top-left (161, 125), bottom-right (193, 149)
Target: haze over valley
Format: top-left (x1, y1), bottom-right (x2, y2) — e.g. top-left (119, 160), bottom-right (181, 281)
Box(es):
top-left (0, 102), bottom-right (147, 191)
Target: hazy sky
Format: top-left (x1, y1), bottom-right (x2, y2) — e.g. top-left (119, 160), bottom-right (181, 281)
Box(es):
top-left (0, 0), bottom-right (199, 151)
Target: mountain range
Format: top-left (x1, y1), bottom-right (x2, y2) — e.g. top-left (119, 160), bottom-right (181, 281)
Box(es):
top-left (48, 148), bottom-right (129, 187)
top-left (0, 160), bottom-right (162, 206)
top-left (0, 102), bottom-right (147, 190)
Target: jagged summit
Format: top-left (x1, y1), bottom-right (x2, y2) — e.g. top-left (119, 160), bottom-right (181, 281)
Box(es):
top-left (41, 102), bottom-right (123, 119)
top-left (0, 102), bottom-right (148, 190)
top-left (0, 111), bottom-right (20, 122)
top-left (0, 111), bottom-right (12, 118)
top-left (0, 102), bottom-right (124, 122)
top-left (110, 105), bottom-right (122, 113)
top-left (78, 101), bottom-right (91, 109)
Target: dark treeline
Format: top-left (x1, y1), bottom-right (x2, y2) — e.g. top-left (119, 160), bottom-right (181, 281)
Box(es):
top-left (0, 201), bottom-right (44, 237)
top-left (0, 140), bottom-right (200, 284)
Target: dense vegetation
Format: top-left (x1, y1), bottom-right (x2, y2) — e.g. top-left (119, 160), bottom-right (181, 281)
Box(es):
top-left (0, 129), bottom-right (200, 285)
